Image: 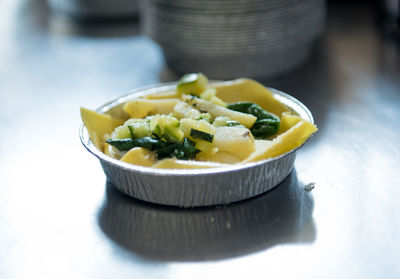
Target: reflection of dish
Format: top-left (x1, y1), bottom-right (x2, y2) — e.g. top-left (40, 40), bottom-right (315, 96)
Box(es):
top-left (98, 170), bottom-right (315, 261)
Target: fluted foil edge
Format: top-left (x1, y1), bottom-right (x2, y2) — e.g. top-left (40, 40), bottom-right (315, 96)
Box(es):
top-left (100, 152), bottom-right (296, 207)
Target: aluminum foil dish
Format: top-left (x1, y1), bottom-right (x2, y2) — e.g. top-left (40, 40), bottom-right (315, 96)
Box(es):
top-left (80, 74), bottom-right (317, 207)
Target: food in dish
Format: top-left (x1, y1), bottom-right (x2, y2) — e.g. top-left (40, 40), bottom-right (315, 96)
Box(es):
top-left (80, 73), bottom-right (317, 169)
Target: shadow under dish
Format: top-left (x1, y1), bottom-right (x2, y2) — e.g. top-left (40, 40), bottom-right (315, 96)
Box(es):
top-left (97, 169), bottom-right (316, 262)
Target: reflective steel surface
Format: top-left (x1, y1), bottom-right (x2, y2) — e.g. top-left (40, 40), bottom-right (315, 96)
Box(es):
top-left (1, 0), bottom-right (399, 278)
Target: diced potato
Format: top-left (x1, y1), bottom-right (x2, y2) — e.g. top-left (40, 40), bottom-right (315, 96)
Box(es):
top-left (123, 98), bottom-right (180, 118)
top-left (80, 107), bottom-right (124, 152)
top-left (196, 151), bottom-right (241, 164)
top-left (152, 158), bottom-right (226, 169)
top-left (120, 147), bottom-right (156, 167)
top-left (244, 120), bottom-right (317, 162)
top-left (278, 112), bottom-right (303, 134)
top-left (213, 126), bottom-right (255, 160)
top-left (182, 95), bottom-right (257, 128)
top-left (173, 101), bottom-right (202, 120)
top-left (180, 118), bottom-right (216, 139)
top-left (150, 114), bottom-right (183, 142)
top-left (214, 78), bottom-right (291, 117)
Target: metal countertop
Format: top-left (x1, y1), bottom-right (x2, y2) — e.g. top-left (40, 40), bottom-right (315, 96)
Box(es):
top-left (1, 0), bottom-right (399, 278)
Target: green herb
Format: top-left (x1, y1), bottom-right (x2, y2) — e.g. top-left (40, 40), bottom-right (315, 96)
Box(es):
top-left (251, 119), bottom-right (280, 138)
top-left (227, 102), bottom-right (277, 120)
top-left (157, 142), bottom-right (185, 159)
top-left (156, 138), bottom-right (199, 160)
top-left (182, 138), bottom-right (200, 159)
top-left (227, 102), bottom-right (280, 138)
top-left (190, 128), bottom-right (214, 142)
top-left (106, 137), bottom-right (167, 151)
top-left (134, 137), bottom-right (167, 150)
top-left (106, 137), bottom-right (199, 160)
top-left (105, 138), bottom-right (136, 151)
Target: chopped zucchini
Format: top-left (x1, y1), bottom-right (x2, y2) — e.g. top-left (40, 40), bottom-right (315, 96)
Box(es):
top-left (190, 128), bottom-right (214, 143)
top-left (111, 119), bottom-right (151, 139)
top-left (180, 118), bottom-right (216, 140)
top-left (164, 126), bottom-right (184, 142)
top-left (176, 73), bottom-right (208, 96)
top-left (149, 114), bottom-right (183, 142)
top-left (128, 121), bottom-right (152, 138)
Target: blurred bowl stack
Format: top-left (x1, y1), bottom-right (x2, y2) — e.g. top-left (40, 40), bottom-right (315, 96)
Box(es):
top-left (141, 0), bottom-right (326, 79)
top-left (47, 0), bottom-right (139, 19)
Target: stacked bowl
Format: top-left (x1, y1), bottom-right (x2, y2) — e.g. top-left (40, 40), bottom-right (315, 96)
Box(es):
top-left (140, 0), bottom-right (326, 79)
top-left (47, 0), bottom-right (139, 19)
